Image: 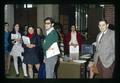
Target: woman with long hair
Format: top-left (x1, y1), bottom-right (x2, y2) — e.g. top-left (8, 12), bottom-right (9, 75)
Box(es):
top-left (10, 23), bottom-right (28, 78)
top-left (23, 26), bottom-right (41, 78)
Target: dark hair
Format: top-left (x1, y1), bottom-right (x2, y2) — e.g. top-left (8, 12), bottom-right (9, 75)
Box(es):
top-left (44, 17), bottom-right (55, 24)
top-left (70, 23), bottom-right (75, 27)
top-left (70, 24), bottom-right (76, 31)
top-left (54, 22), bottom-right (62, 30)
top-left (26, 25), bottom-right (37, 35)
top-left (108, 24), bottom-right (114, 30)
top-left (99, 19), bottom-right (108, 24)
top-left (36, 27), bottom-right (44, 35)
top-left (11, 23), bottom-right (21, 34)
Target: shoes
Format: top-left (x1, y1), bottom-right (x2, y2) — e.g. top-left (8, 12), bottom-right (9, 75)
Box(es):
top-left (6, 73), bottom-right (10, 76)
top-left (24, 76), bottom-right (29, 79)
top-left (16, 74), bottom-right (19, 77)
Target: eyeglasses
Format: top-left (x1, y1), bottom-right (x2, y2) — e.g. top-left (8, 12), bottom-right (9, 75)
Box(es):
top-left (45, 22), bottom-right (51, 25)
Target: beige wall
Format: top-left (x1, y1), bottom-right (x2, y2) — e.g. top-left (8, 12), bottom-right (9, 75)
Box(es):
top-left (4, 4), bottom-right (59, 32)
top-left (37, 4), bottom-right (59, 33)
top-left (4, 4), bottom-right (14, 31)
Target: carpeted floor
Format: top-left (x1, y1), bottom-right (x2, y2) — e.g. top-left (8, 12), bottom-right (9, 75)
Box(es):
top-left (5, 60), bottom-right (38, 79)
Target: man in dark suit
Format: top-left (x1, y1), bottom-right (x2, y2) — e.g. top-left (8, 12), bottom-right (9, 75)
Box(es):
top-left (93, 19), bottom-right (115, 78)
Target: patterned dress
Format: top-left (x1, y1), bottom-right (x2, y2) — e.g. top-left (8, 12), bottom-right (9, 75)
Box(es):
top-left (10, 32), bottom-right (24, 56)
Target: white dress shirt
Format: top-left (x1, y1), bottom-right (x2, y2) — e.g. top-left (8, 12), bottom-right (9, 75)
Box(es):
top-left (46, 27), bottom-right (54, 35)
top-left (98, 29), bottom-right (108, 43)
top-left (69, 31), bottom-right (78, 45)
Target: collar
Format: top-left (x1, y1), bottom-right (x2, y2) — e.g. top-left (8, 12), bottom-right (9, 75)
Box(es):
top-left (103, 28), bottom-right (108, 34)
top-left (100, 28), bottom-right (108, 35)
top-left (46, 27), bottom-right (54, 35)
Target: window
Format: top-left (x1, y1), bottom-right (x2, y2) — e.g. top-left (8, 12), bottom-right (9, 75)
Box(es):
top-left (24, 4), bottom-right (33, 8)
top-left (75, 4), bottom-right (89, 32)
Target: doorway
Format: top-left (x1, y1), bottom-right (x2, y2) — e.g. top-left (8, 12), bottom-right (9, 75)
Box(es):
top-left (14, 6), bottom-right (37, 30)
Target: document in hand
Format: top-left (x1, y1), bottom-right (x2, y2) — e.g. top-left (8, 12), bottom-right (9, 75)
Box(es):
top-left (69, 45), bottom-right (79, 54)
top-left (11, 34), bottom-right (19, 39)
top-left (22, 36), bottom-right (30, 44)
top-left (46, 42), bottom-right (60, 58)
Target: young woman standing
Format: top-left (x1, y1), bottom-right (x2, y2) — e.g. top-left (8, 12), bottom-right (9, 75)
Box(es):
top-left (10, 23), bottom-right (28, 78)
top-left (23, 26), bottom-right (41, 78)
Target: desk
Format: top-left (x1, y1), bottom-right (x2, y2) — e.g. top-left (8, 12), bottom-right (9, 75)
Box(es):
top-left (57, 61), bottom-right (86, 78)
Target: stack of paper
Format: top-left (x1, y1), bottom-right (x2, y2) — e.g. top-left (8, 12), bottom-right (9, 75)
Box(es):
top-left (69, 45), bottom-right (79, 54)
top-left (80, 54), bottom-right (91, 59)
top-left (82, 54), bottom-right (91, 57)
top-left (22, 36), bottom-right (30, 44)
top-left (46, 42), bottom-right (60, 58)
top-left (73, 60), bottom-right (86, 63)
top-left (11, 34), bottom-right (19, 39)
top-left (80, 56), bottom-right (91, 59)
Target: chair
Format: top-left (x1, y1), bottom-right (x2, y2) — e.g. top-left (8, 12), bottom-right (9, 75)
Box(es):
top-left (81, 44), bottom-right (94, 55)
top-left (80, 44), bottom-right (95, 78)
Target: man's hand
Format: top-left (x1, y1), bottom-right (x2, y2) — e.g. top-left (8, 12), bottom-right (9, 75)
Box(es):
top-left (88, 61), bottom-right (94, 67)
top-left (92, 42), bottom-right (96, 46)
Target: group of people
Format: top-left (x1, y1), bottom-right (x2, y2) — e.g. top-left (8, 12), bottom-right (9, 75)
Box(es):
top-left (4, 17), bottom-right (58, 79)
top-left (5, 23), bottom-right (42, 78)
top-left (4, 17), bottom-right (115, 79)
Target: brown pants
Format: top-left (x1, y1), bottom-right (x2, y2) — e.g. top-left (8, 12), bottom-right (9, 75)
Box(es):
top-left (96, 58), bottom-right (114, 78)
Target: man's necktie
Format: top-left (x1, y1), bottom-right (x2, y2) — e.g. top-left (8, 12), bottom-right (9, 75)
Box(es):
top-left (99, 33), bottom-right (104, 43)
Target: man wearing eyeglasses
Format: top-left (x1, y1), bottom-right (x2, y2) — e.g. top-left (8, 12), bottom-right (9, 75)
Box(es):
top-left (43, 17), bottom-right (60, 79)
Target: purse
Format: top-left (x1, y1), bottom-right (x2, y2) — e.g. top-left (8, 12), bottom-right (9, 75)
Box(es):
top-left (92, 64), bottom-right (99, 74)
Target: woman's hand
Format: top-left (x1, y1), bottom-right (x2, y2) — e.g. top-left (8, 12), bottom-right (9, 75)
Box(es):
top-left (70, 43), bottom-right (78, 48)
top-left (26, 44), bottom-right (32, 48)
top-left (70, 43), bottom-right (74, 46)
top-left (73, 44), bottom-right (78, 48)
top-left (15, 38), bottom-right (21, 42)
top-left (12, 40), bottom-right (16, 44)
top-left (26, 44), bottom-right (35, 48)
top-left (31, 44), bottom-right (36, 47)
